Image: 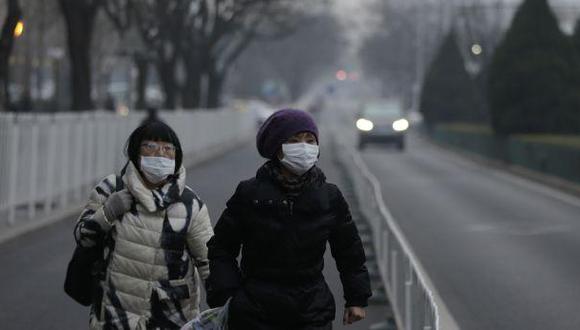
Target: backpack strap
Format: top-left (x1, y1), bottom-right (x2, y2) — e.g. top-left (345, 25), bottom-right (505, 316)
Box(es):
top-left (99, 175), bottom-right (124, 277)
top-left (115, 175), bottom-right (124, 192)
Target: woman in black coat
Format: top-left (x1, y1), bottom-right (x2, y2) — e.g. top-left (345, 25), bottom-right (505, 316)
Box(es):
top-left (206, 109), bottom-right (371, 329)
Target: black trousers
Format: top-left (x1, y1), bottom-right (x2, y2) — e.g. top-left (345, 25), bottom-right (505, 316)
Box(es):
top-left (228, 317), bottom-right (332, 330)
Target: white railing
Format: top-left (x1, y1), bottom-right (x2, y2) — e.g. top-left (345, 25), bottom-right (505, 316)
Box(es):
top-left (0, 109), bottom-right (254, 226)
top-left (331, 131), bottom-right (459, 330)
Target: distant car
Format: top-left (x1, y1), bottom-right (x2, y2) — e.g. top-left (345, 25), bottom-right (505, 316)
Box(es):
top-left (356, 100), bottom-right (409, 151)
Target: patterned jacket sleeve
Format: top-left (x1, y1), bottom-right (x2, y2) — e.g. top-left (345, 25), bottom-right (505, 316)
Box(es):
top-left (186, 203), bottom-right (214, 281)
top-left (328, 185), bottom-right (372, 307)
top-left (205, 183), bottom-right (245, 308)
top-left (73, 175), bottom-right (118, 244)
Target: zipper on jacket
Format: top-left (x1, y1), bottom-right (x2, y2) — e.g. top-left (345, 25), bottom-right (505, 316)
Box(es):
top-left (281, 199), bottom-right (294, 217)
top-left (288, 199), bottom-right (294, 217)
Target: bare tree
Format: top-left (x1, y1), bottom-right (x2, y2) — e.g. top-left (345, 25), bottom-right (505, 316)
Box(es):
top-left (231, 12), bottom-right (343, 101)
top-left (203, 0), bottom-right (268, 108)
top-left (103, 0), bottom-right (314, 110)
top-left (359, 2), bottom-right (419, 106)
top-left (103, 0), bottom-right (132, 33)
top-left (103, 0), bottom-right (190, 109)
top-left (59, 0), bottom-right (101, 111)
top-left (359, 1), bottom-right (452, 108)
top-left (102, 0), bottom-right (156, 110)
top-left (132, 0), bottom-right (190, 109)
top-left (200, 0), bottom-right (304, 108)
top-left (91, 9), bottom-right (127, 108)
top-left (0, 0), bottom-right (22, 111)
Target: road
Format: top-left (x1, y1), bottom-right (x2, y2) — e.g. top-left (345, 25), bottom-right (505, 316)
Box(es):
top-left (357, 131), bottom-right (580, 330)
top-left (0, 138), bottom-right (389, 329)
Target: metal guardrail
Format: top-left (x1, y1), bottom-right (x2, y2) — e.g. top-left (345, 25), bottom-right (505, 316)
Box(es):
top-left (332, 132), bottom-right (459, 330)
top-left (0, 109), bottom-right (254, 226)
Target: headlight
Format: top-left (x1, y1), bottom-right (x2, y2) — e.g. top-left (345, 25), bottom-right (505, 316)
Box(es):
top-left (392, 119), bottom-right (409, 132)
top-left (356, 118), bottom-right (374, 131)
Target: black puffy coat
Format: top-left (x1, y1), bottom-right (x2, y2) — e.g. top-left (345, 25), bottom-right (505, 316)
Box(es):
top-left (206, 164), bottom-right (371, 329)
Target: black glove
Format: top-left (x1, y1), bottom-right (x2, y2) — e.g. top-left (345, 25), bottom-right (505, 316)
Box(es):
top-left (75, 220), bottom-right (105, 248)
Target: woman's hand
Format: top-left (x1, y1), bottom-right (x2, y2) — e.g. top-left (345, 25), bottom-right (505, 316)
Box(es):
top-left (75, 220), bottom-right (104, 247)
top-left (343, 306), bottom-right (366, 325)
top-left (103, 189), bottom-right (134, 223)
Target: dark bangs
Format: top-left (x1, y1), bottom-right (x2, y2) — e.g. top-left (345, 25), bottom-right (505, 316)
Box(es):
top-left (125, 121), bottom-right (183, 171)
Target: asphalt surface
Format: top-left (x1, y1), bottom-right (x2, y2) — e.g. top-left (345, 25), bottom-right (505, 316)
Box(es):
top-left (355, 131), bottom-right (580, 330)
top-left (0, 139), bottom-right (389, 329)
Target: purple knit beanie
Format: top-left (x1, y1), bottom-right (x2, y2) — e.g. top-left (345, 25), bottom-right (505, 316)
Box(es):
top-left (256, 109), bottom-right (319, 159)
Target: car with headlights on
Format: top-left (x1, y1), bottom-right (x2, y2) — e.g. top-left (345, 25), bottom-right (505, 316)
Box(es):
top-left (356, 100), bottom-right (409, 151)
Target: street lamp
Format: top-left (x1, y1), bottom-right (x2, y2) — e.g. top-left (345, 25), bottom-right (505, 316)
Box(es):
top-left (14, 20), bottom-right (24, 38)
top-left (471, 44), bottom-right (483, 56)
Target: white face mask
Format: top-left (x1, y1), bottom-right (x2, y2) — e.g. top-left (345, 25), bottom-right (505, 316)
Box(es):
top-left (140, 156), bottom-right (176, 184)
top-left (280, 142), bottom-right (320, 176)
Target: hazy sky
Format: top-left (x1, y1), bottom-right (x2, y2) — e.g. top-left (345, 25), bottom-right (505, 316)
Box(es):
top-left (332, 0), bottom-right (580, 41)
top-left (332, 0), bottom-right (378, 51)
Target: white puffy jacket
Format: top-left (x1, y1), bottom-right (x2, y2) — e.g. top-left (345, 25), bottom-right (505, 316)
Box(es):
top-left (75, 162), bottom-right (213, 329)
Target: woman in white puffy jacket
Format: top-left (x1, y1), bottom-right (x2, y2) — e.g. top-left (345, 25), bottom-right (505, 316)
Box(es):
top-left (74, 121), bottom-right (214, 329)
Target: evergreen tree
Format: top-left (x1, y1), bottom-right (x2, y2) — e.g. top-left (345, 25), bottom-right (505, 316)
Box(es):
top-left (488, 0), bottom-right (580, 135)
top-left (573, 18), bottom-right (580, 54)
top-left (419, 30), bottom-right (484, 126)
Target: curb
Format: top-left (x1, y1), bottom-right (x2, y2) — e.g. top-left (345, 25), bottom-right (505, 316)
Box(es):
top-left (0, 206), bottom-right (81, 245)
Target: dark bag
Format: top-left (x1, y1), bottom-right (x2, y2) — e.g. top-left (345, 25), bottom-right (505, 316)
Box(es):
top-left (64, 242), bottom-right (105, 306)
top-left (64, 176), bottom-right (123, 306)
